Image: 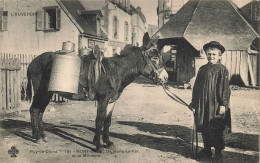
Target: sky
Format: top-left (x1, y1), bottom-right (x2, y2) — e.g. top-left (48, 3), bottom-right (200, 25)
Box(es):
top-left (131, 0), bottom-right (253, 25)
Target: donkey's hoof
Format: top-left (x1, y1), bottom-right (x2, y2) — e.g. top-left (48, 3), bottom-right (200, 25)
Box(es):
top-left (35, 139), bottom-right (43, 144)
top-left (95, 147), bottom-right (104, 153)
top-left (108, 144), bottom-right (116, 151)
top-left (103, 141), bottom-right (114, 148)
top-left (42, 137), bottom-right (49, 142)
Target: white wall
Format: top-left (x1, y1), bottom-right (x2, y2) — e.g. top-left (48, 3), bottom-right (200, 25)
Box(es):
top-left (0, 0), bottom-right (80, 55)
top-left (102, 2), bottom-right (132, 57)
top-left (131, 12), bottom-right (147, 47)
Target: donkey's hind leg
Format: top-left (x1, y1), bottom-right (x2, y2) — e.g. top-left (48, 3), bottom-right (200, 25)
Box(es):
top-left (38, 91), bottom-right (53, 142)
top-left (29, 75), bottom-right (42, 142)
top-left (30, 107), bottom-right (41, 141)
top-left (30, 75), bottom-right (53, 143)
top-left (30, 93), bottom-right (52, 144)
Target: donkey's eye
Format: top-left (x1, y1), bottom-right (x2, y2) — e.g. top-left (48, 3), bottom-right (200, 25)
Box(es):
top-left (152, 49), bottom-right (159, 55)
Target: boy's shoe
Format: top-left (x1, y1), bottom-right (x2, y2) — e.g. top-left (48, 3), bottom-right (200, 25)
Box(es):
top-left (197, 148), bottom-right (212, 159)
top-left (214, 150), bottom-right (223, 163)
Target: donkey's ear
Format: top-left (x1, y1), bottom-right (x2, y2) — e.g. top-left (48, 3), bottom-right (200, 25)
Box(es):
top-left (150, 36), bottom-right (159, 47)
top-left (142, 32), bottom-right (150, 49)
top-left (93, 45), bottom-right (100, 58)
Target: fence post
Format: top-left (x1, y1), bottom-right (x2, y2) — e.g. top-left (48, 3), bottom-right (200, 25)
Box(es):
top-left (0, 60), bottom-right (3, 116)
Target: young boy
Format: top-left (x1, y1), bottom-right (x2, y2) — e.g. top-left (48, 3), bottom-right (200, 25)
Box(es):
top-left (189, 41), bottom-right (231, 162)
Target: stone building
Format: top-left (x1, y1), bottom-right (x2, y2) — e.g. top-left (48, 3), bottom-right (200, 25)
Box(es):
top-left (81, 0), bottom-right (132, 57)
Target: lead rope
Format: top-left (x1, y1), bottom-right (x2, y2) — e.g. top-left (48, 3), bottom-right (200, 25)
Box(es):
top-left (161, 84), bottom-right (198, 157)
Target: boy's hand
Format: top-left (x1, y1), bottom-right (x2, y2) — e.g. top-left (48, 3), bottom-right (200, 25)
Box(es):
top-left (219, 106), bottom-right (226, 114)
top-left (188, 104), bottom-right (195, 112)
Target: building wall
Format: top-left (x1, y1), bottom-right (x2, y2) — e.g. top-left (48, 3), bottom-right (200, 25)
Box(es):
top-left (0, 0), bottom-right (80, 55)
top-left (102, 2), bottom-right (132, 57)
top-left (131, 10), bottom-right (147, 46)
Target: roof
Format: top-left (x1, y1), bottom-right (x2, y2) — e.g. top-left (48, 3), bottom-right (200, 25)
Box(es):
top-left (154, 0), bottom-right (259, 50)
top-left (79, 0), bottom-right (105, 11)
top-left (58, 0), bottom-right (107, 40)
top-left (240, 0), bottom-right (260, 34)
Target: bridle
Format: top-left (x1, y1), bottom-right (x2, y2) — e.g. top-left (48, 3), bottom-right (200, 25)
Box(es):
top-left (141, 47), bottom-right (165, 82)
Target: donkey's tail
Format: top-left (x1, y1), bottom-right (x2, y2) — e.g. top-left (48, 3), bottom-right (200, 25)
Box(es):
top-left (26, 73), bottom-right (32, 102)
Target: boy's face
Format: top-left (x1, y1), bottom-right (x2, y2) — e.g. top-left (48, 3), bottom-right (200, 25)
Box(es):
top-left (205, 48), bottom-right (222, 64)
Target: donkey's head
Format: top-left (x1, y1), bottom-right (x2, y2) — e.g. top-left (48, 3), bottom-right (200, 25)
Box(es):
top-left (140, 32), bottom-right (168, 85)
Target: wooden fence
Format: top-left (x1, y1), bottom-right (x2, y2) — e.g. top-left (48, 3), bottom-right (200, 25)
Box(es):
top-left (0, 53), bottom-right (67, 102)
top-left (0, 53), bottom-right (37, 96)
top-left (0, 59), bottom-right (21, 116)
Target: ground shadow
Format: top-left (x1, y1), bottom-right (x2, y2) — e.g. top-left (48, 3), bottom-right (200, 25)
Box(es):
top-left (0, 119), bottom-right (95, 150)
top-left (226, 132), bottom-right (259, 151)
top-left (114, 121), bottom-right (259, 162)
top-left (69, 123), bottom-right (198, 159)
top-left (71, 122), bottom-right (258, 162)
top-left (118, 121), bottom-right (193, 142)
top-left (45, 127), bottom-right (95, 150)
top-left (230, 74), bottom-right (245, 87)
top-left (118, 121), bottom-right (259, 152)
top-left (1, 119), bottom-right (258, 162)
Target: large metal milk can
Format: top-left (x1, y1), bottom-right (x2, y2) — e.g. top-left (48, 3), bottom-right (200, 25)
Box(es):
top-left (48, 41), bottom-right (81, 94)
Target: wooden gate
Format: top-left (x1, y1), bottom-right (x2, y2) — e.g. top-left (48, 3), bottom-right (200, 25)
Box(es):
top-left (0, 53), bottom-right (67, 102)
top-left (0, 53), bottom-right (37, 100)
top-left (0, 59), bottom-right (21, 116)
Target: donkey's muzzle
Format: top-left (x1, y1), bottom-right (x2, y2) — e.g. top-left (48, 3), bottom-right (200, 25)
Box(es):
top-left (153, 68), bottom-right (168, 84)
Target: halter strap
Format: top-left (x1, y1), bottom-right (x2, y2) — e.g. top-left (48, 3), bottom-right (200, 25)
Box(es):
top-left (141, 47), bottom-right (162, 73)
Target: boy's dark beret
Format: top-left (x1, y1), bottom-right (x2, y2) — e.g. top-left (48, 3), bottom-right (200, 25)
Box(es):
top-left (203, 41), bottom-right (225, 54)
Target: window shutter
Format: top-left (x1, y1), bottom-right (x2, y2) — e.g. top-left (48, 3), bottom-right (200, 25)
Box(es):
top-left (117, 18), bottom-right (119, 38)
top-left (56, 8), bottom-right (61, 29)
top-left (2, 16), bottom-right (7, 30)
top-left (124, 21), bottom-right (128, 40)
top-left (0, 11), bottom-right (8, 31)
top-left (0, 16), bottom-right (2, 31)
top-left (113, 16), bottom-right (117, 38)
top-left (36, 10), bottom-right (44, 31)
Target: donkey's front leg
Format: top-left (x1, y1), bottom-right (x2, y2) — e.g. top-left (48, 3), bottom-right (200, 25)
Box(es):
top-left (103, 101), bottom-right (116, 148)
top-left (93, 99), bottom-right (108, 152)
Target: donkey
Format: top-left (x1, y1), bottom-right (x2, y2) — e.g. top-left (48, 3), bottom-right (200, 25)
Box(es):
top-left (26, 32), bottom-right (168, 152)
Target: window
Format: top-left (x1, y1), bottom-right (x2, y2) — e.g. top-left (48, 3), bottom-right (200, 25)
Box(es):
top-left (0, 11), bottom-right (8, 31)
top-left (124, 21), bottom-right (128, 41)
top-left (97, 18), bottom-right (101, 36)
top-left (36, 7), bottom-right (61, 31)
top-left (132, 28), bottom-right (136, 45)
top-left (113, 16), bottom-right (118, 38)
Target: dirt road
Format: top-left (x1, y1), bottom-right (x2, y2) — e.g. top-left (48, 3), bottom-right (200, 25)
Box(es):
top-left (0, 78), bottom-right (259, 163)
